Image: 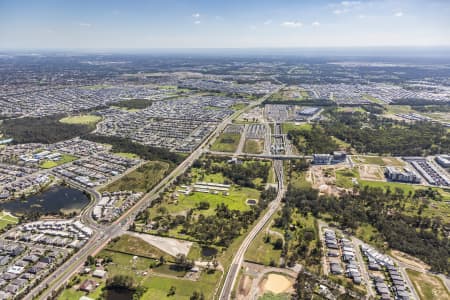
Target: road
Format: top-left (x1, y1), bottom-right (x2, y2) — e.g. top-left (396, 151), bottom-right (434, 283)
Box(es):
top-left (27, 87), bottom-right (282, 300)
top-left (234, 124), bottom-right (248, 156)
top-left (219, 159), bottom-right (285, 300)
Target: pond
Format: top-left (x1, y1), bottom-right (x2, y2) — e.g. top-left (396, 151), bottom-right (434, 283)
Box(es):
top-left (106, 288), bottom-right (134, 300)
top-left (201, 246), bottom-right (218, 257)
top-left (0, 185), bottom-right (90, 215)
top-left (246, 199), bottom-right (257, 205)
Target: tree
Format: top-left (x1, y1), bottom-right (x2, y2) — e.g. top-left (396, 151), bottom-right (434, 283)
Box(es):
top-left (167, 286), bottom-right (176, 296)
top-left (274, 238), bottom-right (284, 250)
top-left (190, 291), bottom-right (205, 300)
top-left (85, 255), bottom-right (95, 266)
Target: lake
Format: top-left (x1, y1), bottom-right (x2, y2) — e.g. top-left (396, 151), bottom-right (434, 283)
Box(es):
top-left (0, 185), bottom-right (90, 215)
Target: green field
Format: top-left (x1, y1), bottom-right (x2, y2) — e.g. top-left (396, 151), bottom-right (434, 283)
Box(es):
top-left (335, 168), bottom-right (359, 188)
top-left (114, 152), bottom-right (140, 159)
top-left (259, 293), bottom-right (290, 300)
top-left (363, 94), bottom-right (385, 105)
top-left (406, 269), bottom-right (450, 300)
top-left (105, 234), bottom-right (174, 261)
top-left (244, 139), bottom-right (264, 154)
top-left (282, 122), bottom-right (312, 134)
top-left (352, 155), bottom-right (405, 166)
top-left (152, 186), bottom-right (259, 217)
top-left (289, 170), bottom-right (312, 189)
top-left (232, 103), bottom-right (248, 110)
top-left (59, 115), bottom-right (102, 125)
top-left (0, 211), bottom-right (18, 230)
top-left (211, 133), bottom-right (241, 152)
top-left (40, 154), bottom-right (78, 169)
top-left (245, 227), bottom-right (282, 266)
top-left (102, 161), bottom-right (169, 193)
top-left (139, 271), bottom-right (221, 300)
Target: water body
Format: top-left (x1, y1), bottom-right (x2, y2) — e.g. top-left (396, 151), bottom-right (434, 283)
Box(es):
top-left (0, 185), bottom-right (90, 215)
top-left (106, 288), bottom-right (134, 300)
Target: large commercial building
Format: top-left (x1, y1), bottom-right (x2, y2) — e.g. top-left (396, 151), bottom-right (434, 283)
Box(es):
top-left (436, 155), bottom-right (450, 168)
top-left (385, 166), bottom-right (421, 183)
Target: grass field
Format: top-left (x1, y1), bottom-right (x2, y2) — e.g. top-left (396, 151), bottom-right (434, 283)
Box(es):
top-left (245, 228), bottom-right (282, 266)
top-left (363, 94), bottom-right (385, 105)
top-left (139, 271), bottom-right (221, 300)
top-left (355, 223), bottom-right (385, 250)
top-left (289, 170), bottom-right (312, 189)
top-left (259, 293), bottom-right (290, 300)
top-left (331, 136), bottom-right (352, 150)
top-left (114, 152), bottom-right (140, 159)
top-left (406, 269), bottom-right (450, 300)
top-left (102, 161), bottom-right (169, 193)
top-left (105, 234), bottom-right (174, 261)
top-left (335, 168), bottom-right (359, 188)
top-left (352, 155), bottom-right (404, 166)
top-left (0, 211), bottom-right (18, 230)
top-left (40, 154), bottom-right (78, 169)
top-left (211, 133), bottom-right (241, 152)
top-left (282, 122), bottom-right (312, 134)
top-left (244, 139), bottom-right (264, 154)
top-left (59, 115), bottom-right (102, 125)
top-left (153, 186), bottom-right (260, 217)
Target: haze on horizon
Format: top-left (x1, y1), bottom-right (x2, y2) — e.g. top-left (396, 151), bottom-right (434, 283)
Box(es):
top-left (0, 0), bottom-right (449, 50)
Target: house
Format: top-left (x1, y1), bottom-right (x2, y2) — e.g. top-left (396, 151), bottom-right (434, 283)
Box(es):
top-left (92, 269), bottom-right (107, 278)
top-left (79, 279), bottom-right (97, 292)
top-left (330, 263), bottom-right (343, 275)
top-left (396, 290), bottom-right (410, 300)
top-left (327, 250), bottom-right (339, 257)
top-left (368, 262), bottom-right (381, 271)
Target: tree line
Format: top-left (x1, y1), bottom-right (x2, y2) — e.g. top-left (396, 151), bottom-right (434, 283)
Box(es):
top-left (322, 110), bottom-right (450, 155)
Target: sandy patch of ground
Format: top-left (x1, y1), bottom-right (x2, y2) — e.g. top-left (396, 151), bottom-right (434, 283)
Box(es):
top-left (358, 164), bottom-right (385, 181)
top-left (126, 231), bottom-right (192, 257)
top-left (309, 166), bottom-right (349, 196)
top-left (382, 157), bottom-right (405, 166)
top-left (263, 273), bottom-right (293, 294)
top-left (407, 269), bottom-right (450, 300)
top-left (390, 250), bottom-right (430, 271)
top-left (237, 275), bottom-right (252, 299)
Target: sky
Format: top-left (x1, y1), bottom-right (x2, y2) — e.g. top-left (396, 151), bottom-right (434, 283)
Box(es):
top-left (0, 0), bottom-right (449, 49)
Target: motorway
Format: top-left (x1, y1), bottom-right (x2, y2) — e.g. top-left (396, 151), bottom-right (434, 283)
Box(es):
top-left (26, 87), bottom-right (282, 300)
top-left (219, 159), bottom-right (285, 300)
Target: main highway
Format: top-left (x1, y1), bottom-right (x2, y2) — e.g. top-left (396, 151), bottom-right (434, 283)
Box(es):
top-left (26, 87), bottom-right (282, 300)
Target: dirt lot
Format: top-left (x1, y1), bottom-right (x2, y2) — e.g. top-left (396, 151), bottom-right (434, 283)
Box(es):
top-left (237, 275), bottom-right (252, 299)
top-left (407, 269), bottom-right (450, 300)
top-left (261, 273), bottom-right (294, 294)
top-left (308, 165), bottom-right (350, 196)
top-left (358, 164), bottom-right (384, 181)
top-left (390, 250), bottom-right (430, 271)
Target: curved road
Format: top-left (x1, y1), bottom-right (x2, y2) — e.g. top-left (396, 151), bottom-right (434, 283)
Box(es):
top-left (219, 159), bottom-right (285, 300)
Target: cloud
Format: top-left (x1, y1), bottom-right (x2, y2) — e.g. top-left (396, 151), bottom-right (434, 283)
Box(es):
top-left (341, 1), bottom-right (361, 7)
top-left (79, 22), bottom-right (92, 28)
top-left (311, 21), bottom-right (320, 27)
top-left (194, 20), bottom-right (201, 25)
top-left (215, 16), bottom-right (223, 20)
top-left (192, 13), bottom-right (200, 18)
top-left (333, 9), bottom-right (349, 15)
top-left (249, 25), bottom-right (257, 31)
top-left (394, 11), bottom-right (404, 17)
top-left (281, 21), bottom-right (303, 28)
top-left (264, 19), bottom-right (273, 25)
